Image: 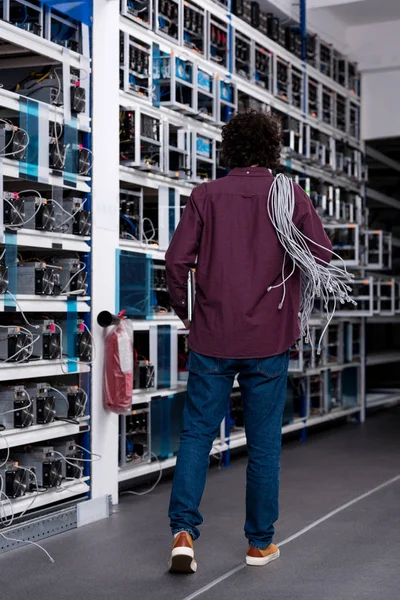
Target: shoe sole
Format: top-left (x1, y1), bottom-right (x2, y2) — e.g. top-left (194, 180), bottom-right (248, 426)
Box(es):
top-left (169, 547), bottom-right (197, 573)
top-left (246, 548), bottom-right (280, 567)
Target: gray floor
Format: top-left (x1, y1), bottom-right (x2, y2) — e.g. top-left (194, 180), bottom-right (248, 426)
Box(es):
top-left (2, 408), bottom-right (400, 600)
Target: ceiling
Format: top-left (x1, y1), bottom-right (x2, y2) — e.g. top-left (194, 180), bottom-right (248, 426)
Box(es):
top-left (316, 0), bottom-right (400, 27)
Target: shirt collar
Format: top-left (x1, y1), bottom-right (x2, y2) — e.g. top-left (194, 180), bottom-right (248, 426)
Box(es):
top-left (228, 167), bottom-right (273, 177)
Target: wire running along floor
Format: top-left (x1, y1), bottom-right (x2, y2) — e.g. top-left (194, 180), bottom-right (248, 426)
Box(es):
top-left (2, 407), bottom-right (400, 600)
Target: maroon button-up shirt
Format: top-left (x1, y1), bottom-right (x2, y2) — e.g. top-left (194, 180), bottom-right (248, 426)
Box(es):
top-left (165, 167), bottom-right (332, 358)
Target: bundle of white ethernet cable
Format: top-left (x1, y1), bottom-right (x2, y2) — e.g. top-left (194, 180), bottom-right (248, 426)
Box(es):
top-left (267, 174), bottom-right (356, 354)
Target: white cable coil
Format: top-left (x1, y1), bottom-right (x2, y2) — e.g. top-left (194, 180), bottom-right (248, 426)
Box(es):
top-left (267, 174), bottom-right (356, 355)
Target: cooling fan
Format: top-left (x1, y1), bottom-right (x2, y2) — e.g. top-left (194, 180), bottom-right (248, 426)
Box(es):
top-left (9, 128), bottom-right (27, 160)
top-left (78, 148), bottom-right (91, 175)
top-left (77, 330), bottom-right (92, 362)
top-left (70, 271), bottom-right (88, 295)
top-left (69, 389), bottom-right (86, 418)
top-left (15, 398), bottom-right (34, 427)
top-left (42, 268), bottom-right (61, 296)
top-left (0, 265), bottom-right (8, 294)
top-left (50, 140), bottom-right (66, 170)
top-left (66, 451), bottom-right (84, 478)
top-left (36, 201), bottom-right (56, 231)
top-left (4, 197), bottom-right (25, 227)
top-left (8, 332), bottom-right (31, 362)
top-left (73, 209), bottom-right (90, 236)
top-left (4, 467), bottom-right (28, 498)
top-left (36, 396), bottom-right (56, 424)
top-left (71, 85), bottom-right (86, 113)
top-left (43, 331), bottom-right (61, 360)
top-left (44, 459), bottom-right (63, 487)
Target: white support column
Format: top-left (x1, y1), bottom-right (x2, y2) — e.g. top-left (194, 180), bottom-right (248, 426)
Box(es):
top-left (91, 0), bottom-right (120, 504)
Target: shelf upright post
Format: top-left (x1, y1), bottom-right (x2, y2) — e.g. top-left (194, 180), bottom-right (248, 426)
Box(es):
top-left (359, 316), bottom-right (366, 423)
top-left (91, 0), bottom-right (120, 504)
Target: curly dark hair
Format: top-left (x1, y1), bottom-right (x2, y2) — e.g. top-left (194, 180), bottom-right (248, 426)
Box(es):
top-left (220, 110), bottom-right (282, 169)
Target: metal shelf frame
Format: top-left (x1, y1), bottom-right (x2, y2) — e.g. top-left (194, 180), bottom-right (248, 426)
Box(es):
top-left (0, 7), bottom-right (94, 530)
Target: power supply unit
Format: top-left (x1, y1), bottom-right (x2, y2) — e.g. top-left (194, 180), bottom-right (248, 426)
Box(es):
top-left (52, 439), bottom-right (84, 479)
top-left (56, 198), bottom-right (90, 236)
top-left (0, 462), bottom-right (28, 498)
top-left (26, 384), bottom-right (56, 425)
top-left (3, 192), bottom-right (25, 229)
top-left (53, 258), bottom-right (88, 295)
top-left (13, 447), bottom-right (63, 488)
top-left (53, 386), bottom-right (87, 419)
top-left (0, 327), bottom-right (32, 363)
top-left (17, 262), bottom-right (61, 296)
top-left (25, 320), bottom-right (61, 361)
top-left (0, 386), bottom-right (34, 429)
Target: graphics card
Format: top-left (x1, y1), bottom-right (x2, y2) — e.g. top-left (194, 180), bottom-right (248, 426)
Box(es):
top-left (0, 386), bottom-right (34, 429)
top-left (13, 446), bottom-right (63, 488)
top-left (17, 262), bottom-right (61, 296)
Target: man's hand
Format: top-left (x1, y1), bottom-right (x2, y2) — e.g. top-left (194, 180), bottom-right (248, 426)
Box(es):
top-left (183, 319), bottom-right (191, 330)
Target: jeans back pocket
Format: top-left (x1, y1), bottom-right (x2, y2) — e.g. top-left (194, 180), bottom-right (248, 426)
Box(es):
top-left (256, 350), bottom-right (289, 379)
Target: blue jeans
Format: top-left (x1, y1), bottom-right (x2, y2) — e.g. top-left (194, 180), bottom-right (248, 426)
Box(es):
top-left (169, 349), bottom-right (289, 549)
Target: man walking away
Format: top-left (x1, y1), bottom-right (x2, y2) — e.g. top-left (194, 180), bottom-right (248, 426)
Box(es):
top-left (165, 110), bottom-right (332, 573)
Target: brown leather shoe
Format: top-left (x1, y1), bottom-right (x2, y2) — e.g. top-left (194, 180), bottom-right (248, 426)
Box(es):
top-left (169, 532), bottom-right (197, 573)
top-left (246, 543), bottom-right (280, 566)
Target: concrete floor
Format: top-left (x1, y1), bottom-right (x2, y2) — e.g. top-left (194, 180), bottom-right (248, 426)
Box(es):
top-left (2, 407), bottom-right (400, 600)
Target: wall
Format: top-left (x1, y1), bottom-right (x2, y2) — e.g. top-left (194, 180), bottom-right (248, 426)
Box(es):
top-left (346, 19), bottom-right (400, 140)
top-left (361, 70), bottom-right (400, 140)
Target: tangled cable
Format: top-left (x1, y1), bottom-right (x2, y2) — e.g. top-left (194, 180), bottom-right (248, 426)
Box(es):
top-left (267, 174), bottom-right (356, 355)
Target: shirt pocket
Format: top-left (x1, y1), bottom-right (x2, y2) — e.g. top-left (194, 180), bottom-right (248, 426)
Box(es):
top-left (256, 350), bottom-right (289, 379)
top-left (188, 351), bottom-right (219, 374)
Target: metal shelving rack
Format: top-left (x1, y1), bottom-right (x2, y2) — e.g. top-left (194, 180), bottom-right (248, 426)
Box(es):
top-left (0, 1), bottom-right (97, 551)
top-left (2, 0), bottom-right (397, 523)
top-left (113, 0), bottom-right (394, 484)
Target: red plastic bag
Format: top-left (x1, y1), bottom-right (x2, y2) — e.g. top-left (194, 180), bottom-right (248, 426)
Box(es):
top-left (104, 318), bottom-right (133, 413)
